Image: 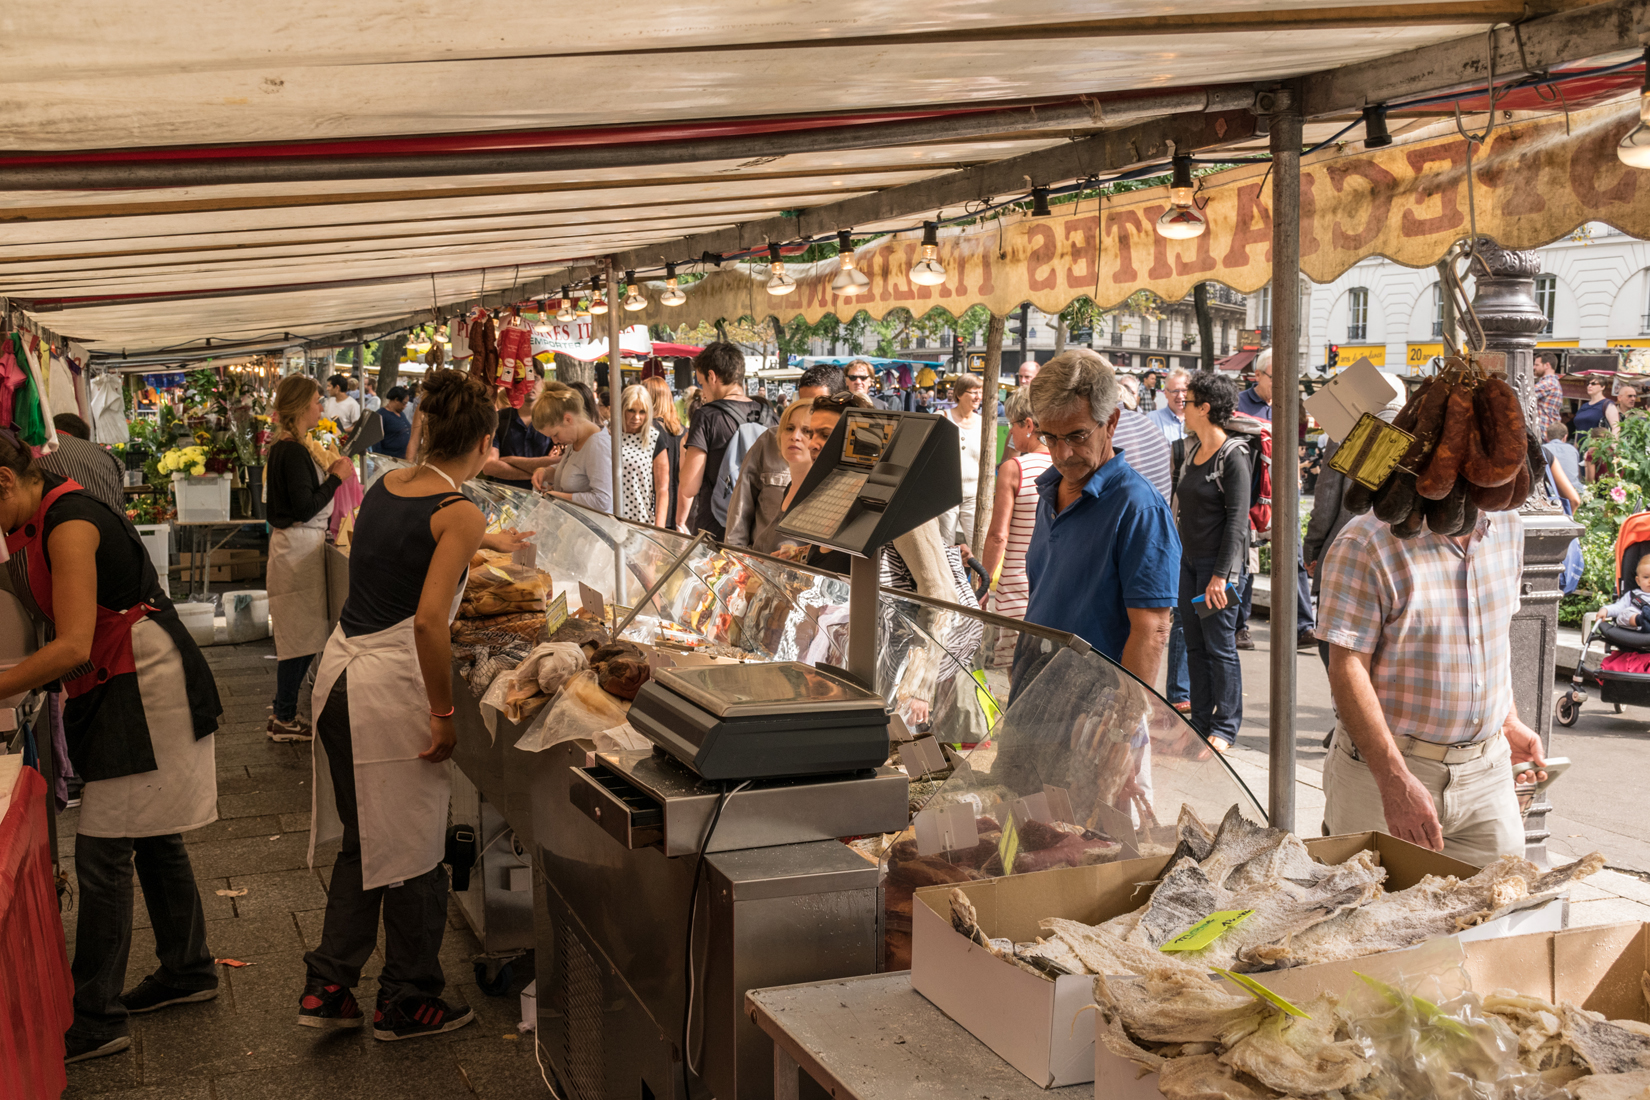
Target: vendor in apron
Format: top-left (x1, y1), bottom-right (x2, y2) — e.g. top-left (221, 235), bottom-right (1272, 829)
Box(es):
top-left (265, 375), bottom-right (355, 741)
top-left (0, 429), bottom-right (223, 1065)
top-left (298, 370), bottom-right (529, 1040)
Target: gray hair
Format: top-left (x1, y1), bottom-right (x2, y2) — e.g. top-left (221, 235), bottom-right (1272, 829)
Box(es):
top-left (1254, 348), bottom-right (1272, 375)
top-left (1005, 385), bottom-right (1035, 424)
top-left (1028, 349), bottom-right (1119, 428)
top-left (1165, 366), bottom-right (1192, 386)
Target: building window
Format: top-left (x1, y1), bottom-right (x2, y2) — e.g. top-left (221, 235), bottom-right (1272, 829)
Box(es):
top-left (1347, 287), bottom-right (1369, 341)
top-left (1254, 285), bottom-right (1271, 333)
top-left (1535, 274), bottom-right (1556, 336)
top-left (1110, 324), bottom-right (1124, 347)
top-left (1431, 282), bottom-right (1444, 338)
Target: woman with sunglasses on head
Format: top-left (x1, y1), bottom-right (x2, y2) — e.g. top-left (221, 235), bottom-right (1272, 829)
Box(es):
top-left (0, 429), bottom-right (223, 1064)
top-left (297, 370), bottom-right (529, 1040)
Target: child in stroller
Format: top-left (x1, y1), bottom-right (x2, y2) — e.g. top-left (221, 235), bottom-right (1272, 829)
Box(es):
top-left (1560, 512), bottom-right (1650, 725)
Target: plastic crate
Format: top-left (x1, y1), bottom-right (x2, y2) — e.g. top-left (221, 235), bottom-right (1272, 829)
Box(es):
top-left (170, 473), bottom-right (231, 523)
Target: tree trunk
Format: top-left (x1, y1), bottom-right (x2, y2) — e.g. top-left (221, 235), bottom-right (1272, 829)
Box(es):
top-left (375, 335), bottom-right (406, 396)
top-left (1194, 283), bottom-right (1215, 372)
top-left (1054, 317), bottom-right (1068, 354)
top-left (554, 351), bottom-right (593, 387)
top-left (971, 313), bottom-right (1006, 554)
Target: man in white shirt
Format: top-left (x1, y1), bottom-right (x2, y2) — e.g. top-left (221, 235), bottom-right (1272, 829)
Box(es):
top-left (322, 374), bottom-right (361, 431)
top-left (1149, 367), bottom-right (1189, 442)
top-left (361, 377), bottom-right (382, 413)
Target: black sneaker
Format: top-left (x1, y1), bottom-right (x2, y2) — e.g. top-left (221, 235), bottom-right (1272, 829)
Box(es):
top-left (1235, 628), bottom-right (1256, 651)
top-left (297, 981), bottom-right (363, 1029)
top-left (64, 1034), bottom-right (131, 1064)
top-left (372, 994), bottom-right (475, 1041)
top-left (119, 976), bottom-right (219, 1014)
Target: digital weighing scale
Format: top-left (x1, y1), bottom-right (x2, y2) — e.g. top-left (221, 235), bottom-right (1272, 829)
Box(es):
top-left (629, 662), bottom-right (892, 781)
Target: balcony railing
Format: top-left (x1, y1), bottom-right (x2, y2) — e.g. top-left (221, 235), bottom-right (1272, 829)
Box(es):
top-left (1110, 329), bottom-right (1124, 347)
top-left (1348, 324), bottom-right (1367, 341)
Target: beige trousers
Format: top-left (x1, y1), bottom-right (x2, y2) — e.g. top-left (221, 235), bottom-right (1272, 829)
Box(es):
top-left (1322, 727), bottom-right (1525, 867)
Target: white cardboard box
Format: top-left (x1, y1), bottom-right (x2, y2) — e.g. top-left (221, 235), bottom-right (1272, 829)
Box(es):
top-left (912, 832), bottom-right (1559, 1090)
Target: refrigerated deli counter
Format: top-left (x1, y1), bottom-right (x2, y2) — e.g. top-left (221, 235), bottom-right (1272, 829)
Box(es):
top-left (339, 455), bottom-right (1260, 1100)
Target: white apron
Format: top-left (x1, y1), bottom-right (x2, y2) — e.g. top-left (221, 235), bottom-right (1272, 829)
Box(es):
top-left (78, 618), bottom-right (218, 838)
top-left (306, 465), bottom-right (465, 890)
top-left (267, 463), bottom-right (333, 659)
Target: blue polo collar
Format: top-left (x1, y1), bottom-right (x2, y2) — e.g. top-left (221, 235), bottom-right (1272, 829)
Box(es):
top-left (1036, 450), bottom-right (1129, 503)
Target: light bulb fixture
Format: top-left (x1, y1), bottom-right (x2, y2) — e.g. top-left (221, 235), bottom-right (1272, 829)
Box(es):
top-left (589, 277), bottom-right (608, 315)
top-left (1618, 48), bottom-right (1650, 169)
top-left (622, 270), bottom-right (647, 311)
top-left (831, 230), bottom-right (870, 296)
top-left (1155, 156), bottom-right (1208, 240)
top-left (555, 285), bottom-right (575, 323)
top-left (660, 262), bottom-right (687, 307)
top-left (1362, 104), bottom-right (1393, 150)
top-left (536, 299), bottom-right (549, 322)
top-left (1030, 186), bottom-right (1052, 218)
top-left (908, 222), bottom-right (947, 287)
top-left (765, 243), bottom-right (797, 296)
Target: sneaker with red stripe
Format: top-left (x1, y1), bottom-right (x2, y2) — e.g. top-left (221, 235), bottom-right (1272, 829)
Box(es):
top-left (372, 994), bottom-right (475, 1041)
top-left (297, 981), bottom-right (363, 1029)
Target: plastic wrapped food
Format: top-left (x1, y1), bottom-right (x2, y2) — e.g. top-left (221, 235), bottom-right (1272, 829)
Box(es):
top-left (514, 669), bottom-right (632, 753)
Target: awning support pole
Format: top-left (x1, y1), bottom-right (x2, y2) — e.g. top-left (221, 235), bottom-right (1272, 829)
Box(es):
top-left (1267, 100), bottom-right (1303, 833)
top-left (607, 256), bottom-right (627, 606)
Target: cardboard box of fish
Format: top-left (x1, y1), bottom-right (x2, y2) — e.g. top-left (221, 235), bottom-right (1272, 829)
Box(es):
top-left (909, 804), bottom-right (1606, 1092)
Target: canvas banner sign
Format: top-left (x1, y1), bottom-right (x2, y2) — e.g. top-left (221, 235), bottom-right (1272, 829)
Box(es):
top-left (633, 101), bottom-right (1647, 327)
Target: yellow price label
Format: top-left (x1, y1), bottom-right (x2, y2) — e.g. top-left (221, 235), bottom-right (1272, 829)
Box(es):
top-left (1355, 972), bottom-right (1470, 1036)
top-left (970, 670), bottom-right (1002, 727)
top-left (1212, 968), bottom-right (1312, 1019)
top-left (998, 815), bottom-right (1020, 876)
top-left (544, 591), bottom-right (569, 636)
top-left (1161, 910), bottom-right (1255, 952)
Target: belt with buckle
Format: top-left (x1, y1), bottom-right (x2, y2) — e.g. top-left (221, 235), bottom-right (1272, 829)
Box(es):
top-left (1337, 728), bottom-right (1499, 764)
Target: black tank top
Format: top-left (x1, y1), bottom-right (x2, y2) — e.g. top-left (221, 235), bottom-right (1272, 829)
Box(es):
top-left (340, 478), bottom-right (465, 637)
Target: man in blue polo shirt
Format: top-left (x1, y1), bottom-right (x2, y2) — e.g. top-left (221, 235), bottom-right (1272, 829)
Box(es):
top-left (1023, 350), bottom-right (1180, 680)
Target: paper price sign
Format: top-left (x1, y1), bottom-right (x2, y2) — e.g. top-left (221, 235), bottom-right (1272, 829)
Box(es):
top-left (544, 591), bottom-right (569, 636)
top-left (1212, 968), bottom-right (1311, 1020)
top-left (1160, 909), bottom-right (1254, 952)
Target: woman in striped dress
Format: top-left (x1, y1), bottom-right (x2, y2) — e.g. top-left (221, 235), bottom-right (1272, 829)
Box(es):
top-left (980, 386), bottom-right (1052, 667)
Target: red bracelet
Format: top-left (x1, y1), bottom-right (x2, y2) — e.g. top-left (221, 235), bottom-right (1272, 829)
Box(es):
top-left (429, 705), bottom-right (456, 719)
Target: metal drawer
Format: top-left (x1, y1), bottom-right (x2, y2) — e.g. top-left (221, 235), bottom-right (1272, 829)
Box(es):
top-left (569, 763), bottom-right (664, 849)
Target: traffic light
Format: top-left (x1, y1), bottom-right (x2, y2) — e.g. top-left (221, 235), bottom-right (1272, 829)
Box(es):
top-left (1327, 344), bottom-right (1340, 368)
top-left (952, 333), bottom-right (965, 364)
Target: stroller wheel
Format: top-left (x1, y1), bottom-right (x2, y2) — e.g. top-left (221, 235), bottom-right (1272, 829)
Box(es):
top-left (1616, 702), bottom-right (1626, 714)
top-left (1556, 695), bottom-right (1579, 727)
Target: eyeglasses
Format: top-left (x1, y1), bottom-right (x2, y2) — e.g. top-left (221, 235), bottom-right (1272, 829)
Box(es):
top-left (846, 374), bottom-right (872, 382)
top-left (1034, 426), bottom-right (1098, 448)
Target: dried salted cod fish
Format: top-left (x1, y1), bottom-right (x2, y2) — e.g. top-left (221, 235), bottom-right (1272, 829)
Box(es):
top-left (1095, 998), bottom-right (1168, 1072)
top-left (1165, 804), bottom-right (1219, 867)
top-left (1262, 853), bottom-right (1605, 969)
top-left (1562, 1003), bottom-right (1650, 1075)
top-left (1042, 917), bottom-right (1214, 983)
top-left (1576, 1070), bottom-right (1650, 1100)
top-left (1092, 972), bottom-right (1267, 1044)
top-left (1219, 996), bottom-right (1375, 1095)
top-left (1013, 937), bottom-right (1087, 977)
top-left (1157, 1053), bottom-right (1282, 1100)
top-left (948, 888), bottom-right (999, 955)
top-left (1198, 806), bottom-right (1292, 889)
top-left (1130, 857), bottom-right (1226, 948)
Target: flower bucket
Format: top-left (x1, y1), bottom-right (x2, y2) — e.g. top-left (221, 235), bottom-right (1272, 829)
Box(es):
top-left (171, 472), bottom-right (231, 523)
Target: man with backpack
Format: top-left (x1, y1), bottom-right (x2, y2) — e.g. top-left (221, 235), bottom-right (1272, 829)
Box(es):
top-left (677, 343), bottom-right (777, 538)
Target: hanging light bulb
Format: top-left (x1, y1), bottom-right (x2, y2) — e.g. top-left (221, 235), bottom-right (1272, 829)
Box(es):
top-left (765, 243), bottom-right (797, 296)
top-left (555, 285), bottom-right (575, 323)
top-left (831, 230), bottom-right (870, 297)
top-left (1030, 187), bottom-right (1052, 218)
top-left (622, 270), bottom-right (647, 311)
top-left (1361, 104), bottom-right (1393, 150)
top-left (908, 222), bottom-right (947, 287)
top-left (589, 277), bottom-right (609, 315)
top-left (1618, 48), bottom-right (1650, 169)
top-left (660, 263), bottom-right (687, 307)
top-left (1155, 156), bottom-right (1208, 240)
top-left (536, 299), bottom-right (549, 323)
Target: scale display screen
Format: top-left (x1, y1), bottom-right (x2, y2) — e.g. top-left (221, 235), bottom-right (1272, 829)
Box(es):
top-left (652, 662), bottom-right (883, 718)
top-left (840, 411), bottom-right (897, 467)
top-left (778, 468), bottom-right (867, 542)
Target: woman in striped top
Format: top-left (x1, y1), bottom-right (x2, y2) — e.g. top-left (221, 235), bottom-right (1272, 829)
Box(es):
top-left (980, 386), bottom-right (1052, 666)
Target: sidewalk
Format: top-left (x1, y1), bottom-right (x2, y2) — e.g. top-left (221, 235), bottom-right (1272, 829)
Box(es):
top-left (1226, 613), bottom-right (1650, 930)
top-left (59, 641), bottom-right (543, 1100)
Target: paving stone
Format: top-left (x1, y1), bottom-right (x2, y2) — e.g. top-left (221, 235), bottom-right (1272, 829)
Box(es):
top-left (225, 868), bottom-right (327, 918)
top-left (278, 812), bottom-right (314, 833)
top-left (183, 814), bottom-right (285, 844)
top-left (209, 1040), bottom-right (475, 1100)
top-left (212, 739), bottom-right (299, 768)
top-left (187, 833), bottom-right (312, 879)
top-left (203, 913), bottom-right (308, 959)
top-left (1568, 896), bottom-right (1650, 928)
top-left (67, 1084), bottom-right (213, 1100)
top-left (217, 786), bottom-right (312, 820)
top-left (1593, 868), bottom-right (1650, 905)
top-left (246, 758), bottom-right (311, 781)
top-left (452, 1035), bottom-right (552, 1096)
top-left (61, 1035), bottom-right (145, 1096)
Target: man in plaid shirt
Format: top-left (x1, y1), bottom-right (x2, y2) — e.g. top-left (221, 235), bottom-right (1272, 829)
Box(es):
top-left (1316, 511), bottom-right (1547, 864)
top-left (1533, 353), bottom-right (1564, 434)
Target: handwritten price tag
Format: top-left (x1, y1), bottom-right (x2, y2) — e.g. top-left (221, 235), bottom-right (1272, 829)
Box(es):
top-left (1160, 909), bottom-right (1254, 952)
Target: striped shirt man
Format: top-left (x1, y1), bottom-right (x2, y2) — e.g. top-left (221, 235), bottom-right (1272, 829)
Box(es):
top-left (1112, 409), bottom-right (1173, 501)
top-left (1316, 510), bottom-right (1522, 746)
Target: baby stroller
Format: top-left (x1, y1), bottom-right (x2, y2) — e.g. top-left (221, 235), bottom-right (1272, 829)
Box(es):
top-left (1560, 511), bottom-right (1650, 725)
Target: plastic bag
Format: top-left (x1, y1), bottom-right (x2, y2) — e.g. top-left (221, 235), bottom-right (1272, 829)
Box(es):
top-left (478, 642), bottom-right (588, 742)
top-left (593, 723), bottom-right (652, 754)
top-left (517, 642), bottom-right (588, 697)
top-left (514, 670), bottom-right (630, 753)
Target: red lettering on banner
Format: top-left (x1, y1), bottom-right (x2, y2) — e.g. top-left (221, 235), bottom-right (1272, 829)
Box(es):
top-left (1299, 172), bottom-right (1320, 260)
top-left (1569, 137), bottom-right (1638, 209)
top-left (1063, 216), bottom-right (1100, 288)
top-left (1327, 158), bottom-right (1398, 250)
top-left (888, 244), bottom-right (916, 301)
top-left (1220, 183), bottom-right (1272, 269)
top-left (1477, 128), bottom-right (1549, 216)
top-left (973, 247), bottom-right (996, 298)
top-left (1106, 209), bottom-right (1145, 283)
top-left (1142, 205), bottom-right (1175, 281)
top-left (1173, 220), bottom-right (1218, 277)
top-left (1399, 142), bottom-right (1467, 237)
top-left (1027, 224), bottom-right (1058, 290)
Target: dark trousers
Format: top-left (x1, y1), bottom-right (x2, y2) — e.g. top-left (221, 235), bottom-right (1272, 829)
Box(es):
top-left (71, 833), bottom-right (216, 1042)
top-left (1234, 537), bottom-right (1316, 634)
top-left (272, 653), bottom-right (315, 722)
top-left (1166, 607), bottom-right (1190, 706)
top-left (303, 673), bottom-right (448, 1005)
top-left (1179, 561), bottom-right (1244, 747)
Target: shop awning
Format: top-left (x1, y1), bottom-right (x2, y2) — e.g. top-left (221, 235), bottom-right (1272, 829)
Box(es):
top-left (648, 343), bottom-right (706, 359)
top-left (1217, 350), bottom-right (1259, 373)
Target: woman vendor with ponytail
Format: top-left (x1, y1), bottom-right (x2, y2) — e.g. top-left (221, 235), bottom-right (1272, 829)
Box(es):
top-left (296, 370), bottom-right (529, 1040)
top-left (0, 429), bottom-right (223, 1064)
